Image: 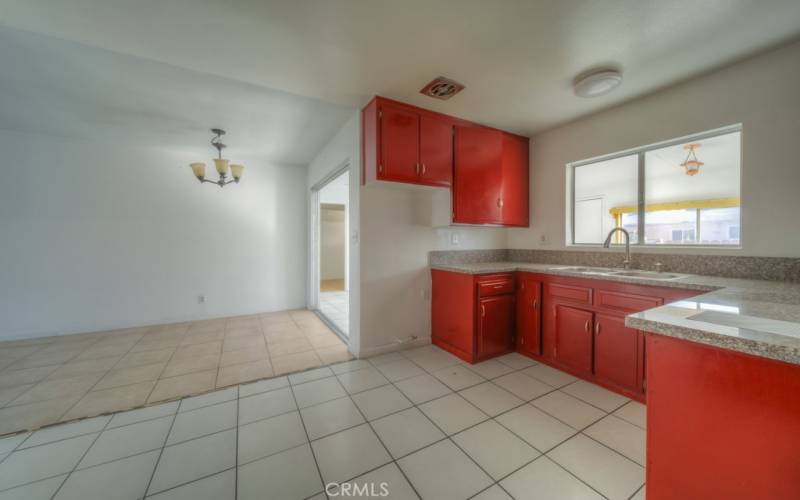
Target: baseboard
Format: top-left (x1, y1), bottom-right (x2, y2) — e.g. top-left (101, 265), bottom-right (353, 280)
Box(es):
top-left (357, 336), bottom-right (432, 359)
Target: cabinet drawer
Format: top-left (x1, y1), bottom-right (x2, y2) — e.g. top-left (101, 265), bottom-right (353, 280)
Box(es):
top-left (595, 289), bottom-right (663, 314)
top-left (478, 279), bottom-right (515, 297)
top-left (546, 283), bottom-right (592, 304)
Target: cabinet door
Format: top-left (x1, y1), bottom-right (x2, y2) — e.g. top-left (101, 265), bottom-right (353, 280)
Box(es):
top-left (554, 305), bottom-right (593, 375)
top-left (478, 295), bottom-right (514, 359)
top-left (594, 313), bottom-right (640, 392)
top-left (516, 278), bottom-right (541, 356)
top-left (453, 126), bottom-right (503, 224)
top-left (380, 103), bottom-right (419, 181)
top-left (499, 133), bottom-right (529, 226)
top-left (419, 115), bottom-right (453, 186)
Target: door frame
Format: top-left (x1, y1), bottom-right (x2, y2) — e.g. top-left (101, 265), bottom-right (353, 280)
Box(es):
top-left (309, 160), bottom-right (350, 336)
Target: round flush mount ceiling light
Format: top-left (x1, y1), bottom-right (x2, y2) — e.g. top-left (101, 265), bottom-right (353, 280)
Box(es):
top-left (573, 69), bottom-right (623, 98)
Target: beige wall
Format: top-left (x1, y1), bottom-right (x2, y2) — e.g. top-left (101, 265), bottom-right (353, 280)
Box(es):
top-left (508, 39), bottom-right (800, 257)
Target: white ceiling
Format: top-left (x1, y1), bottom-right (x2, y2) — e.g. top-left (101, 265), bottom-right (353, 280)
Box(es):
top-left (1, 0), bottom-right (799, 137)
top-left (0, 27), bottom-right (354, 165)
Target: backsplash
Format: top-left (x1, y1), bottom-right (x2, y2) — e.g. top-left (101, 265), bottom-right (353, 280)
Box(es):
top-left (430, 249), bottom-right (800, 282)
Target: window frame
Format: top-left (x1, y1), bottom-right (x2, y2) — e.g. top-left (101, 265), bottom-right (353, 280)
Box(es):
top-left (567, 124), bottom-right (743, 249)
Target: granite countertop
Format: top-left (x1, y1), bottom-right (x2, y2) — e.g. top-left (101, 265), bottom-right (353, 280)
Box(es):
top-left (431, 261), bottom-right (800, 365)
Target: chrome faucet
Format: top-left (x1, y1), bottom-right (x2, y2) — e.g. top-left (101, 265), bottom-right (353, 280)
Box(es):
top-left (603, 228), bottom-right (631, 269)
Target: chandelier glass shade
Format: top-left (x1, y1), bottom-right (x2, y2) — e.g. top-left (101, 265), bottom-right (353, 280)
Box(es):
top-left (190, 129), bottom-right (244, 187)
top-left (681, 143), bottom-right (704, 176)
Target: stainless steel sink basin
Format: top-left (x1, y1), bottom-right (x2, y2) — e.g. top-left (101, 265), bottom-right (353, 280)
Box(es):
top-left (553, 266), bottom-right (686, 281)
top-left (607, 270), bottom-right (684, 280)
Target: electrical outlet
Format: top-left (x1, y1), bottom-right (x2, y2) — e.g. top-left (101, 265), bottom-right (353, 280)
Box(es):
top-left (197, 295), bottom-right (206, 304)
top-left (450, 232), bottom-right (460, 246)
top-left (540, 233), bottom-right (549, 245)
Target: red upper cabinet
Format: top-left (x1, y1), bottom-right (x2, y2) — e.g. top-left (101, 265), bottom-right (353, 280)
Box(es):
top-left (453, 126), bottom-right (503, 224)
top-left (380, 103), bottom-right (420, 182)
top-left (500, 133), bottom-right (530, 226)
top-left (362, 96), bottom-right (529, 226)
top-left (362, 97), bottom-right (452, 187)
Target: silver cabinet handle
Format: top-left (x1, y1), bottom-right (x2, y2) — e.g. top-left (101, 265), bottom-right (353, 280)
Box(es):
top-left (532, 298), bottom-right (537, 309)
top-left (595, 322), bottom-right (601, 335)
top-left (421, 163), bottom-right (426, 175)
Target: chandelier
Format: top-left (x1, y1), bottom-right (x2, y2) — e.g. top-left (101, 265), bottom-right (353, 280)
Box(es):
top-left (189, 129), bottom-right (244, 187)
top-left (680, 143), bottom-right (704, 176)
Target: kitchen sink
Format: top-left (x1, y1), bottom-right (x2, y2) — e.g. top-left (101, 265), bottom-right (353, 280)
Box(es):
top-left (553, 266), bottom-right (686, 281)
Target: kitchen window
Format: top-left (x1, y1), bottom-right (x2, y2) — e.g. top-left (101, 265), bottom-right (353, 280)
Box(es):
top-left (568, 126), bottom-right (741, 247)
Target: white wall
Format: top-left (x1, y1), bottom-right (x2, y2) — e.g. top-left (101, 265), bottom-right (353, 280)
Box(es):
top-left (307, 113), bottom-right (361, 352)
top-left (0, 130), bottom-right (308, 340)
top-left (509, 39), bottom-right (800, 257)
top-left (359, 184), bottom-right (507, 356)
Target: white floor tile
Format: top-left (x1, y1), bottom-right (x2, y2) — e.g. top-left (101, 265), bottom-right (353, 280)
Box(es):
top-left (501, 456), bottom-right (604, 500)
top-left (521, 364), bottom-right (579, 388)
top-left (471, 485), bottom-right (513, 500)
top-left (79, 415), bottom-right (172, 469)
top-left (300, 397), bottom-right (365, 440)
top-left (0, 433), bottom-right (29, 455)
top-left (330, 359), bottom-right (371, 374)
top-left (432, 365), bottom-right (485, 391)
top-left (494, 352), bottom-right (538, 370)
top-left (531, 390), bottom-right (607, 430)
top-left (238, 411), bottom-right (308, 464)
top-left (371, 407), bottom-right (445, 459)
top-left (0, 433), bottom-right (96, 490)
top-left (146, 469), bottom-right (235, 500)
top-left (292, 377), bottom-right (347, 408)
top-left (613, 400), bottom-right (646, 429)
top-left (238, 387), bottom-right (296, 425)
top-left (238, 376), bottom-right (288, 398)
top-left (311, 424), bottom-right (391, 484)
top-left (107, 401), bottom-right (178, 429)
top-left (452, 419), bottom-right (539, 480)
top-left (238, 444), bottom-right (323, 500)
top-left (548, 434), bottom-right (645, 500)
top-left (336, 367), bottom-right (389, 394)
top-left (288, 366), bottom-right (334, 385)
top-left (167, 401), bottom-right (236, 445)
top-left (394, 373), bottom-right (452, 404)
top-left (398, 439), bottom-right (492, 500)
top-left (561, 380), bottom-right (630, 412)
top-left (366, 352), bottom-right (405, 366)
top-left (468, 359), bottom-right (516, 379)
top-left (21, 416), bottom-right (109, 449)
top-left (0, 474), bottom-right (65, 500)
top-left (495, 404), bottom-right (576, 452)
top-left (418, 393), bottom-right (488, 435)
top-left (493, 372), bottom-right (553, 401)
top-left (375, 359), bottom-right (425, 382)
top-left (148, 429), bottom-right (236, 495)
top-left (458, 382), bottom-right (523, 417)
top-left (410, 352), bottom-right (461, 372)
top-left (351, 385), bottom-right (412, 421)
top-left (54, 450), bottom-right (159, 500)
top-left (631, 485), bottom-right (646, 500)
top-left (338, 463), bottom-right (418, 500)
top-left (583, 415), bottom-right (646, 465)
top-left (178, 387), bottom-right (237, 413)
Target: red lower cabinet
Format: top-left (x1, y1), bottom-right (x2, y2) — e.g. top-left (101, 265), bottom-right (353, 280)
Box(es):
top-left (478, 295), bottom-right (515, 359)
top-left (593, 313), bottom-right (640, 393)
top-left (554, 305), bottom-right (594, 376)
top-left (516, 275), bottom-right (542, 356)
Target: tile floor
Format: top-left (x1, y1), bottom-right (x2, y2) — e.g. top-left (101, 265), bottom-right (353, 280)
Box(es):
top-left (0, 310), bottom-right (351, 436)
top-left (318, 291), bottom-right (349, 335)
top-left (0, 345), bottom-right (646, 500)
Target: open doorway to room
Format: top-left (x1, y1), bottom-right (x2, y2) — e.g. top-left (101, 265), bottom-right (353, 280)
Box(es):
top-left (314, 169), bottom-right (349, 336)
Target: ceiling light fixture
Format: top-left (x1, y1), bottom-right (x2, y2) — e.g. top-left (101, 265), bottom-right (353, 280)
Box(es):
top-left (189, 128), bottom-right (244, 187)
top-left (573, 69), bottom-right (623, 98)
top-left (681, 143), bottom-right (704, 176)
top-left (420, 76), bottom-right (465, 100)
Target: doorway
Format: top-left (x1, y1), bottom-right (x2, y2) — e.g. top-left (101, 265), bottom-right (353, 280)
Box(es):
top-left (313, 169), bottom-right (349, 336)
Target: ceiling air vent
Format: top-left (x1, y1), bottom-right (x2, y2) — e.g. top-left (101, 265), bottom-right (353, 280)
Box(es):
top-left (420, 77), bottom-right (465, 100)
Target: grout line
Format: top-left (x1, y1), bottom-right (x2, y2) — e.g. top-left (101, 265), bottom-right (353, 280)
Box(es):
top-left (288, 372), bottom-right (329, 500)
top-left (47, 411), bottom-right (114, 500)
top-left (233, 384), bottom-right (239, 500)
top-left (141, 396), bottom-right (181, 497)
